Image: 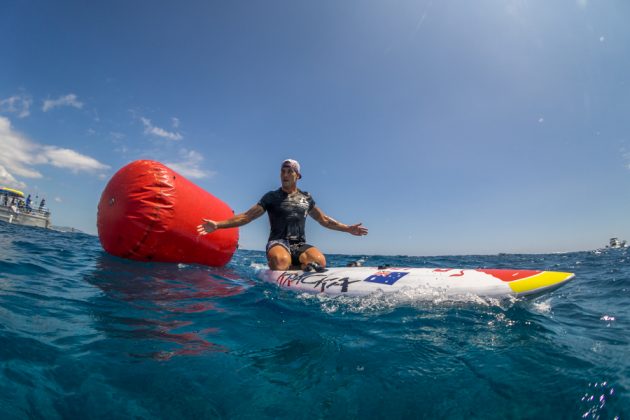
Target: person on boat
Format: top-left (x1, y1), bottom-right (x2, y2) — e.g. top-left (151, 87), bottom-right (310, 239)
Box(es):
top-left (197, 159), bottom-right (368, 271)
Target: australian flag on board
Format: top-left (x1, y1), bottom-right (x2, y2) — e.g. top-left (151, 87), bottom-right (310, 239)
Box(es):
top-left (364, 271), bottom-right (409, 285)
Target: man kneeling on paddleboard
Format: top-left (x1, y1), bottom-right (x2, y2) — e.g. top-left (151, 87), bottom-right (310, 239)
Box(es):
top-left (196, 159), bottom-right (368, 271)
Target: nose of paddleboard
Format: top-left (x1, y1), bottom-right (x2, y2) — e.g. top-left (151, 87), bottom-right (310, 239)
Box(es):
top-left (506, 271), bottom-right (575, 295)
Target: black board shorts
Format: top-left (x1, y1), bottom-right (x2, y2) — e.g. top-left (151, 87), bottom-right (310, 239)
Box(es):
top-left (266, 240), bottom-right (314, 267)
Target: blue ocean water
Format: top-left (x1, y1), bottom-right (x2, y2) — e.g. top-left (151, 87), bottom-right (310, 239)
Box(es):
top-left (0, 222), bottom-right (628, 419)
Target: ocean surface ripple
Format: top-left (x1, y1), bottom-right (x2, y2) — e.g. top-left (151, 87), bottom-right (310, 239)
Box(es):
top-left (0, 222), bottom-right (628, 419)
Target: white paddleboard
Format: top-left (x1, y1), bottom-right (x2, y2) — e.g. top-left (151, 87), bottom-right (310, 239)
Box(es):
top-left (258, 266), bottom-right (575, 298)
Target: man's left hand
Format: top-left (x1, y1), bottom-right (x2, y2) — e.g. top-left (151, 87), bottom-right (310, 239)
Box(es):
top-left (347, 223), bottom-right (368, 236)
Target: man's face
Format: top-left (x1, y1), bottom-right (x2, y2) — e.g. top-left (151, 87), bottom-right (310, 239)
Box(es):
top-left (280, 166), bottom-right (299, 187)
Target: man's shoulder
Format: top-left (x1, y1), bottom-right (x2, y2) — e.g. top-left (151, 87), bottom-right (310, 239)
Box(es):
top-left (297, 189), bottom-right (315, 205)
top-left (298, 189), bottom-right (313, 199)
top-left (259, 188), bottom-right (282, 203)
top-left (261, 188), bottom-right (314, 200)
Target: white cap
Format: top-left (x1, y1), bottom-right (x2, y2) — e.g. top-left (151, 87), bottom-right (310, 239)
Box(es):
top-left (281, 159), bottom-right (301, 179)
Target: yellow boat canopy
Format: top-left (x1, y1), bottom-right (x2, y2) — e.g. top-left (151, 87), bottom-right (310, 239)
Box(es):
top-left (0, 187), bottom-right (25, 198)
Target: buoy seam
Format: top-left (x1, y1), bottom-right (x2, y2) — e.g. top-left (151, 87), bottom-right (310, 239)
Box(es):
top-left (121, 165), bottom-right (174, 259)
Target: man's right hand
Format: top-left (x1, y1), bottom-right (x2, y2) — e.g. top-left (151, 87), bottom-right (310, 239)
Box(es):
top-left (197, 218), bottom-right (218, 235)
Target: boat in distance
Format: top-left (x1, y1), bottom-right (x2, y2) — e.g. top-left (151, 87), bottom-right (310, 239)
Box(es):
top-left (0, 187), bottom-right (51, 229)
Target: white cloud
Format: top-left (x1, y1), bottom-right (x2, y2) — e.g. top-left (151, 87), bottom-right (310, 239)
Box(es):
top-left (141, 117), bottom-right (183, 141)
top-left (0, 95), bottom-right (32, 118)
top-left (165, 149), bottom-right (215, 179)
top-left (172, 117), bottom-right (180, 128)
top-left (42, 93), bottom-right (84, 112)
top-left (0, 116), bottom-right (109, 188)
top-left (41, 146), bottom-right (109, 173)
top-left (0, 117), bottom-right (46, 179)
top-left (0, 165), bottom-right (26, 189)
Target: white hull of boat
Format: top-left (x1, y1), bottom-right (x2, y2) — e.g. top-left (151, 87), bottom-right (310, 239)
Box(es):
top-left (0, 206), bottom-right (51, 229)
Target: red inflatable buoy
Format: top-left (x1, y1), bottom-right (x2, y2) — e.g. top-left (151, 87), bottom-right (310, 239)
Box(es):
top-left (97, 160), bottom-right (238, 267)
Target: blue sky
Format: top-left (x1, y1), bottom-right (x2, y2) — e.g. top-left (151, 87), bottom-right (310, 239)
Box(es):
top-left (1, 0), bottom-right (629, 255)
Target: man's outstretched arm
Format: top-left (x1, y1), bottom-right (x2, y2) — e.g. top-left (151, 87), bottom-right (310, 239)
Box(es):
top-left (197, 204), bottom-right (265, 235)
top-left (309, 206), bottom-right (368, 236)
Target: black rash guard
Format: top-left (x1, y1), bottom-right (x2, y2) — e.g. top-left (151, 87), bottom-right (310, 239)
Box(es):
top-left (258, 188), bottom-right (316, 243)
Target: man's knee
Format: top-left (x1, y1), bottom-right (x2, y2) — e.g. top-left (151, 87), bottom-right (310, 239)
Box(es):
top-left (300, 248), bottom-right (326, 268)
top-left (267, 247), bottom-right (291, 270)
